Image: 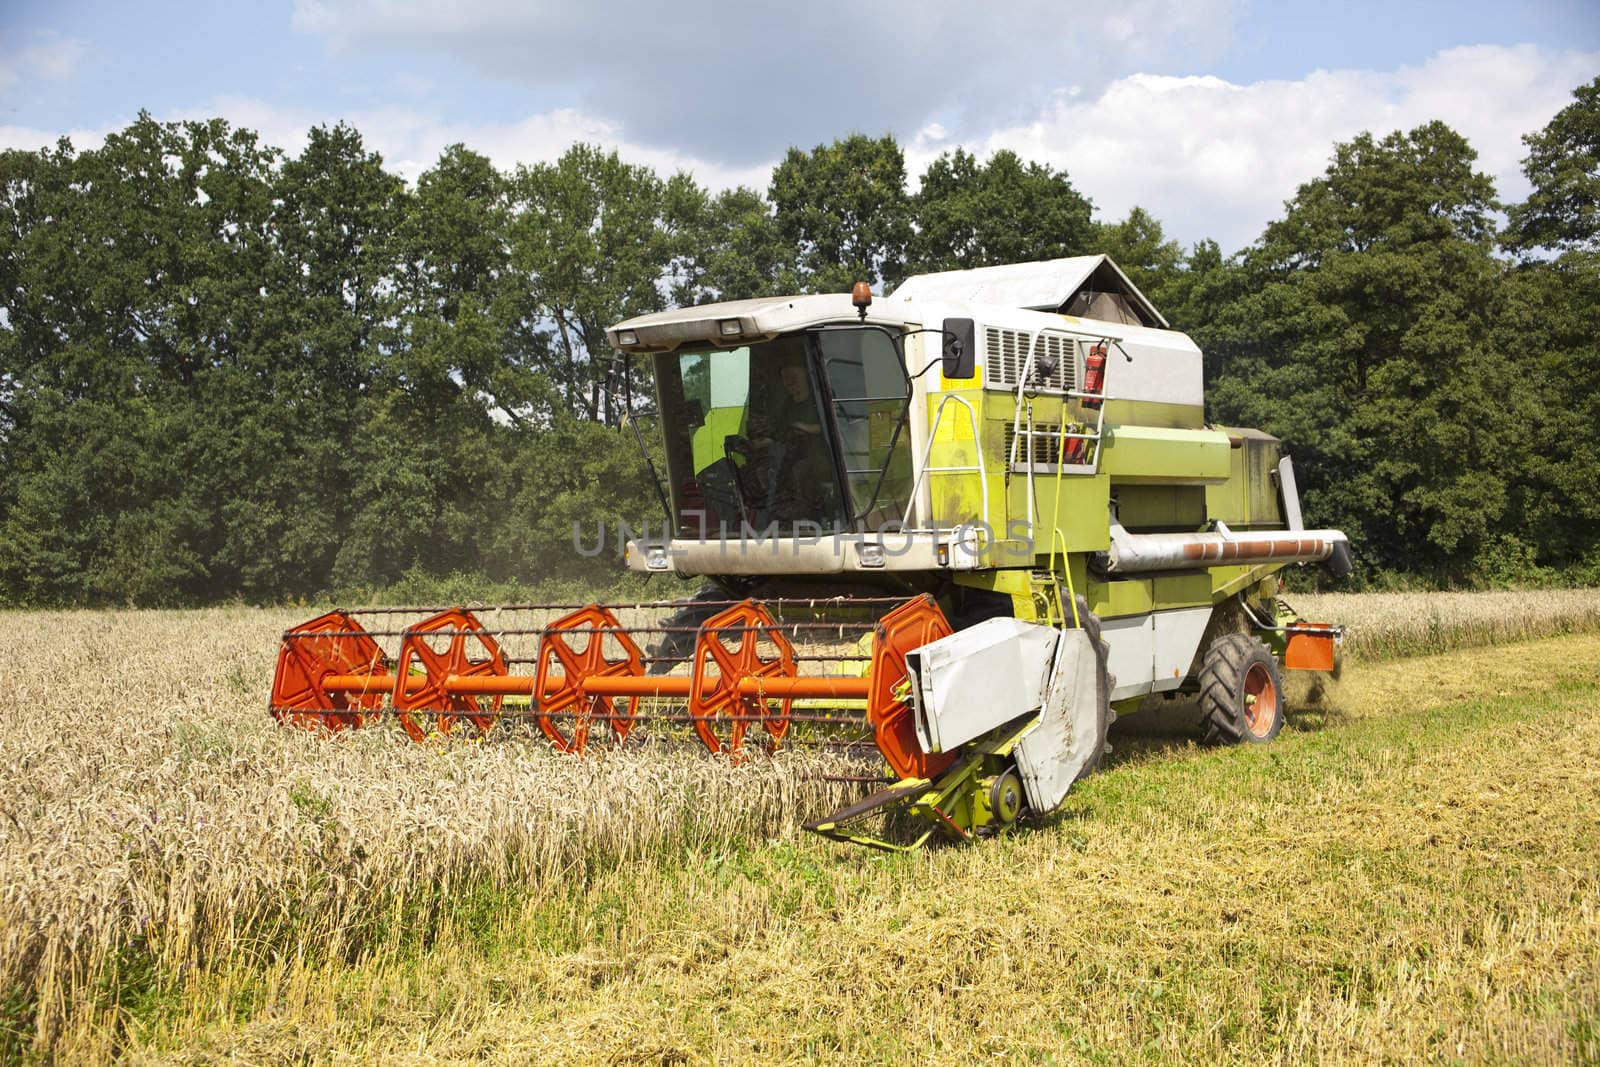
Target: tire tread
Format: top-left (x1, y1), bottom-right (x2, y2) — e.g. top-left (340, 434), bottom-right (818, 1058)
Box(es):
top-left (1198, 632), bottom-right (1282, 745)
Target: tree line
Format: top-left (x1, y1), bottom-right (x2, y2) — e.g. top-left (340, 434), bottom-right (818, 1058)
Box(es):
top-left (1, 78), bottom-right (1596, 606)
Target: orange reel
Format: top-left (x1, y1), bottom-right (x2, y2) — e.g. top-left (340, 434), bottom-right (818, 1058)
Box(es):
top-left (270, 610), bottom-right (388, 732)
top-left (866, 595), bottom-right (958, 781)
top-left (533, 605), bottom-right (645, 752)
top-left (688, 600), bottom-right (797, 758)
top-left (392, 609), bottom-right (507, 741)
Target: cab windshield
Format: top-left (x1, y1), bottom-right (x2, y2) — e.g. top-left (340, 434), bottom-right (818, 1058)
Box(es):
top-left (653, 326), bottom-right (913, 537)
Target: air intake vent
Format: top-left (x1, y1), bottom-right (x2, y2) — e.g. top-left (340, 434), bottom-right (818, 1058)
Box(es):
top-left (983, 329), bottom-right (1078, 392)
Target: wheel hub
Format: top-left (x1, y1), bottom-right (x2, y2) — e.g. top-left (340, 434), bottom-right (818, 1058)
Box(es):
top-left (1242, 662), bottom-right (1278, 738)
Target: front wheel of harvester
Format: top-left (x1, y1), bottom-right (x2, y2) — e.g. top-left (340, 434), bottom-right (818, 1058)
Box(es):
top-left (1198, 633), bottom-right (1285, 745)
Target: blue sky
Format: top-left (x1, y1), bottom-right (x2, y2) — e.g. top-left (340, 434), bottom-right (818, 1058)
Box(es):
top-left (2, 1), bottom-right (1596, 251)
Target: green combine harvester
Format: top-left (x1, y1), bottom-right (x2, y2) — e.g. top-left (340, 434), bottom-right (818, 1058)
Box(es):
top-left (271, 255), bottom-right (1349, 851)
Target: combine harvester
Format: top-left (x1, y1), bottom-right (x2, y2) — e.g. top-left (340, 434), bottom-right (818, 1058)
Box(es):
top-left (271, 256), bottom-right (1350, 850)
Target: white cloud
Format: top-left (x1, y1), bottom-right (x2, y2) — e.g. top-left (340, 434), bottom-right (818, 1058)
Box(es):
top-left (21, 37), bottom-right (86, 81)
top-left (0, 122), bottom-right (113, 155)
top-left (0, 32), bottom-right (88, 91)
top-left (924, 44), bottom-right (1600, 252)
top-left (289, 0), bottom-right (1242, 163)
top-left (0, 96), bottom-right (773, 195)
top-left (3, 42), bottom-right (1591, 260)
top-left (187, 96), bottom-right (776, 191)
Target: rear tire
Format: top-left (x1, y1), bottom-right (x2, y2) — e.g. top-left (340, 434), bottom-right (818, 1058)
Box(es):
top-left (1198, 633), bottom-right (1284, 745)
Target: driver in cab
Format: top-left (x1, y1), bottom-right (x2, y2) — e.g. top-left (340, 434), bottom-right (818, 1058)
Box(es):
top-left (745, 351), bottom-right (836, 520)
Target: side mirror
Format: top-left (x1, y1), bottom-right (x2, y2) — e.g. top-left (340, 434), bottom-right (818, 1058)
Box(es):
top-left (941, 317), bottom-right (977, 380)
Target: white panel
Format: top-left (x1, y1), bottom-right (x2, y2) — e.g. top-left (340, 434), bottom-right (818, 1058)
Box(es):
top-left (1101, 614), bottom-right (1154, 701)
top-left (1152, 607), bottom-right (1213, 693)
top-left (891, 255), bottom-right (1168, 327)
top-left (892, 256), bottom-right (1105, 310)
top-left (907, 618), bottom-right (1059, 753)
top-left (1104, 334), bottom-right (1204, 408)
top-left (1015, 630), bottom-right (1102, 813)
top-left (1279, 456), bottom-right (1304, 531)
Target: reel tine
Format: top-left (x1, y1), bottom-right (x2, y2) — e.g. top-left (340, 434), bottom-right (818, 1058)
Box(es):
top-left (269, 596), bottom-right (896, 754)
top-left (688, 601), bottom-right (797, 760)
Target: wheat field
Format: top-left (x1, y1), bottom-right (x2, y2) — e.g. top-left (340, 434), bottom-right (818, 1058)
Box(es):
top-left (0, 606), bottom-right (870, 1060)
top-left (1, 589), bottom-right (1598, 1062)
top-left (1293, 586), bottom-right (1600, 660)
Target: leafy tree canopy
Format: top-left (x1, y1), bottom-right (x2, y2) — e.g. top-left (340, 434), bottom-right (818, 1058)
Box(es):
top-left (908, 148), bottom-right (1094, 276)
top-left (1505, 76), bottom-right (1600, 258)
top-left (2, 86), bottom-right (1597, 605)
top-left (769, 133), bottom-right (911, 294)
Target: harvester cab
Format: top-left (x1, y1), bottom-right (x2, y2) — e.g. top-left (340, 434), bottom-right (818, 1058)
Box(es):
top-left (269, 255), bottom-right (1350, 851)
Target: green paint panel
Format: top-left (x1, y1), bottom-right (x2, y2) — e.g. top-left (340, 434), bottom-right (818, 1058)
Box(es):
top-left (1244, 435), bottom-right (1284, 525)
top-left (953, 567), bottom-right (1038, 619)
top-left (1152, 572), bottom-right (1213, 610)
top-left (1092, 573), bottom-right (1220, 618)
top-left (1100, 398), bottom-right (1206, 429)
top-left (1014, 474), bottom-right (1111, 555)
top-left (1209, 563), bottom-right (1281, 602)
top-left (954, 569), bottom-right (1033, 596)
top-left (1205, 461), bottom-right (1248, 526)
top-left (1100, 426), bottom-right (1231, 484)
top-left (1088, 577), bottom-right (1153, 619)
top-left (922, 387), bottom-right (989, 529)
top-left (1205, 427), bottom-right (1285, 528)
top-left (1114, 484), bottom-right (1205, 530)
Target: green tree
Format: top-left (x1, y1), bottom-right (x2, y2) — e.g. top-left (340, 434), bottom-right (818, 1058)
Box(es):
top-left (273, 123), bottom-right (405, 370)
top-left (909, 148), bottom-right (1094, 275)
top-left (510, 144), bottom-right (686, 423)
top-left (1206, 121), bottom-right (1507, 580)
top-left (487, 414), bottom-right (659, 587)
top-left (1156, 238), bottom-right (1243, 338)
top-left (214, 123), bottom-right (412, 598)
top-left (1093, 206), bottom-right (1186, 310)
top-left (0, 117), bottom-right (676, 605)
top-left (0, 115), bottom-right (285, 603)
top-left (1504, 76), bottom-right (1600, 258)
top-left (329, 144), bottom-right (515, 589)
top-left (1494, 78), bottom-right (1600, 577)
top-left (769, 134), bottom-right (911, 294)
top-left (670, 185), bottom-right (797, 305)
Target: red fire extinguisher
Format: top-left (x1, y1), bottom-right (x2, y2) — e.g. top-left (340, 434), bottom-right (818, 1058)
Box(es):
top-left (1083, 342), bottom-right (1107, 409)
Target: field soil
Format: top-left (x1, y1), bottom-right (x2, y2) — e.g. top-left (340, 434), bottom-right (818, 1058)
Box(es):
top-left (1, 600), bottom-right (1597, 1064)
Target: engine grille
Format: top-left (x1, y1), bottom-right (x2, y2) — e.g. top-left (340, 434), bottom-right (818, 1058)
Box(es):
top-left (984, 328), bottom-right (1079, 392)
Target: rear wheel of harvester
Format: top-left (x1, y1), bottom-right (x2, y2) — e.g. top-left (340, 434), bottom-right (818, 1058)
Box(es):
top-left (1198, 633), bottom-right (1285, 745)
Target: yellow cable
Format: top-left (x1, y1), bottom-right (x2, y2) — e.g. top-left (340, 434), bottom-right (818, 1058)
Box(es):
top-left (1049, 414), bottom-right (1082, 630)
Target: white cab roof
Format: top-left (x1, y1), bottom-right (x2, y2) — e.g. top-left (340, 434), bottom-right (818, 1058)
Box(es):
top-left (891, 255), bottom-right (1166, 328)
